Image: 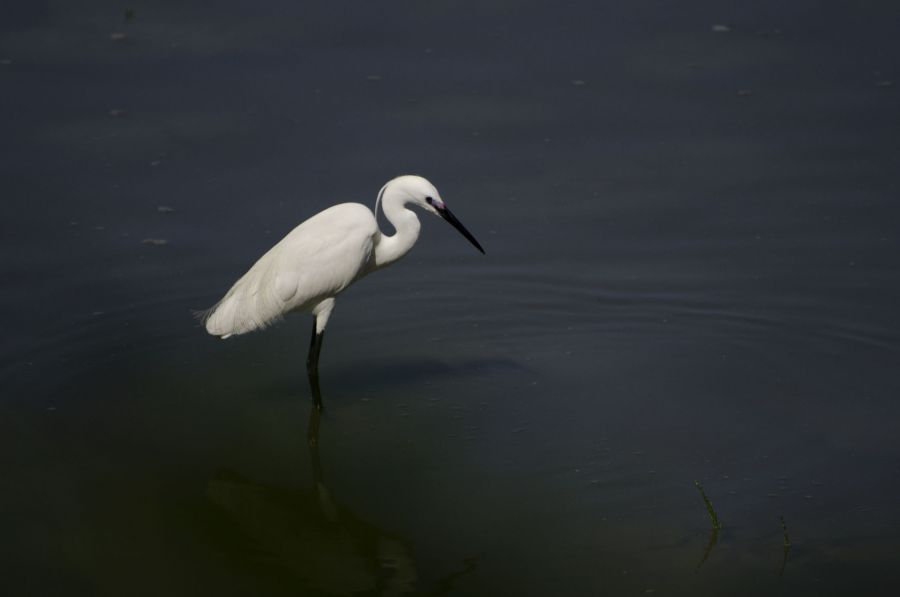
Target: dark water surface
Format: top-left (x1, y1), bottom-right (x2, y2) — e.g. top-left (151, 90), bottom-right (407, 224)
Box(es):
top-left (3, 1), bottom-right (900, 595)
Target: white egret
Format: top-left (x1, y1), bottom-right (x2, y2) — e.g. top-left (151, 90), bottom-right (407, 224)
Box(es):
top-left (202, 175), bottom-right (484, 405)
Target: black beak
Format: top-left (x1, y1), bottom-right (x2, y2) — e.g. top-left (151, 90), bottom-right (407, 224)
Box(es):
top-left (438, 206), bottom-right (485, 254)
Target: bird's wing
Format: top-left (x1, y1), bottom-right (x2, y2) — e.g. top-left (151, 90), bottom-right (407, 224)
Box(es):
top-left (204, 203), bottom-right (377, 337)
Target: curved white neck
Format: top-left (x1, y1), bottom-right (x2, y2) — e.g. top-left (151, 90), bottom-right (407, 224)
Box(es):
top-left (373, 190), bottom-right (421, 269)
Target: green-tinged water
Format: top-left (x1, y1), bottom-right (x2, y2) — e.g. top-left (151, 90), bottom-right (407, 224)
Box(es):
top-left (3, 1), bottom-right (900, 595)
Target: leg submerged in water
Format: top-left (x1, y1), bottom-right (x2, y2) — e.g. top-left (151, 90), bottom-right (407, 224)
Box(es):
top-left (306, 298), bottom-right (334, 410)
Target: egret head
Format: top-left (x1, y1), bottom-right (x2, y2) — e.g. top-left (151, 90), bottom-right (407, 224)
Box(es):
top-left (380, 175), bottom-right (485, 254)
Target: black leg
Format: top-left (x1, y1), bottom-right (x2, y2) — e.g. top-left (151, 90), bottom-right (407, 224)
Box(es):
top-left (306, 317), bottom-right (318, 374)
top-left (306, 317), bottom-right (325, 410)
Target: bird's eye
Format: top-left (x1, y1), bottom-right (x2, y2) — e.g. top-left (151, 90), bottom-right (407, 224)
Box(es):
top-left (425, 196), bottom-right (434, 205)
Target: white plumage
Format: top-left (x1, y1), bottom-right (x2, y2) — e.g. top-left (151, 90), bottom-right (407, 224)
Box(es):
top-left (202, 175), bottom-right (484, 376)
top-left (203, 203), bottom-right (377, 338)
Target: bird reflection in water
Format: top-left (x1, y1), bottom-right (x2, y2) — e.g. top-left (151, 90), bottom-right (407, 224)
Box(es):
top-left (207, 402), bottom-right (475, 595)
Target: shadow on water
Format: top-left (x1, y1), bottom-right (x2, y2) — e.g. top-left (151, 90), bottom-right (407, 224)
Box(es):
top-left (205, 401), bottom-right (476, 596)
top-left (243, 354), bottom-right (526, 406)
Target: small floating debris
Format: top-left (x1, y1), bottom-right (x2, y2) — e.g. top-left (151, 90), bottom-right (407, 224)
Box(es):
top-left (875, 80), bottom-right (893, 88)
top-left (0, 59), bottom-right (12, 65)
top-left (712, 24), bottom-right (732, 33)
top-left (141, 238), bottom-right (169, 246)
top-left (571, 79), bottom-right (586, 86)
top-left (110, 32), bottom-right (128, 42)
top-left (737, 89), bottom-right (753, 97)
top-left (124, 8), bottom-right (136, 22)
top-left (780, 515), bottom-right (791, 547)
top-left (778, 516), bottom-right (792, 576)
top-left (366, 74), bottom-right (382, 81)
top-left (694, 480), bottom-right (722, 530)
top-left (108, 108), bottom-right (125, 117)
top-left (157, 205), bottom-right (175, 213)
